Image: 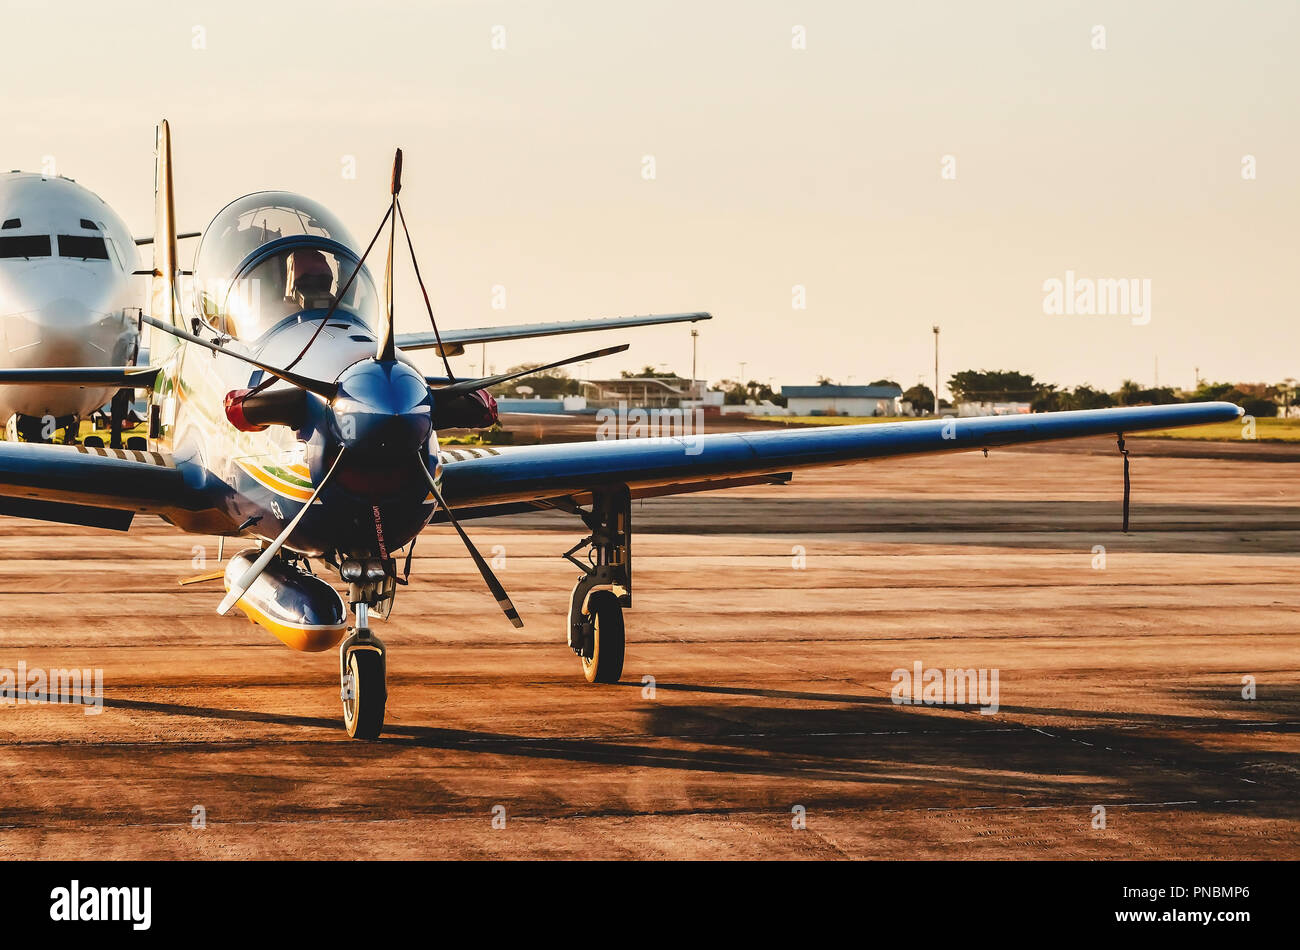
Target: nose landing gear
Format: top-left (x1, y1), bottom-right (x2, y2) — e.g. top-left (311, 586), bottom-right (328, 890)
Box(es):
top-left (340, 609), bottom-right (386, 740)
top-left (338, 558), bottom-right (396, 739)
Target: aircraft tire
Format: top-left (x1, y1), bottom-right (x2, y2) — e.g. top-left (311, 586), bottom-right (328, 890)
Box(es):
top-left (581, 590), bottom-right (625, 684)
top-left (343, 648), bottom-right (386, 739)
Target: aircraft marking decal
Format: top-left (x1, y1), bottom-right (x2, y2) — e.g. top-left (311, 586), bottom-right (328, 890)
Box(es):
top-left (437, 447), bottom-right (501, 463)
top-left (235, 457), bottom-right (316, 503)
top-left (74, 445), bottom-right (174, 467)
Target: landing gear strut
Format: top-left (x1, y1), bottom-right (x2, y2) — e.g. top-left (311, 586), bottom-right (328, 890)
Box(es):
top-left (109, 387), bottom-right (132, 450)
top-left (338, 558), bottom-right (395, 739)
top-left (563, 485), bottom-right (631, 684)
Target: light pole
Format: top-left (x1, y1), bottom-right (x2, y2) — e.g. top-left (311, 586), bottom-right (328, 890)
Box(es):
top-left (932, 326), bottom-right (940, 415)
top-left (690, 328), bottom-right (699, 399)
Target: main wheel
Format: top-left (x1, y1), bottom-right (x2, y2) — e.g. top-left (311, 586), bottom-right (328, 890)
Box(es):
top-left (581, 589), bottom-right (625, 684)
top-left (342, 647), bottom-right (386, 739)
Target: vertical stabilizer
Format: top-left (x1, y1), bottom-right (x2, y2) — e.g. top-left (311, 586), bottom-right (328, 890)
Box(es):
top-left (149, 120), bottom-right (181, 331)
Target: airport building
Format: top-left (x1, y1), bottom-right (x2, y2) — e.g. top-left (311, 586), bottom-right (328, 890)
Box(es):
top-left (781, 383), bottom-right (904, 417)
top-left (581, 376), bottom-right (705, 410)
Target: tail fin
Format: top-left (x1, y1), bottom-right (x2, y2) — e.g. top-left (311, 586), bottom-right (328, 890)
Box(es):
top-left (149, 120), bottom-right (180, 331)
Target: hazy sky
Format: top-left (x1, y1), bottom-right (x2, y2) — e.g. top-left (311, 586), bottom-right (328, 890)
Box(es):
top-left (2, 0), bottom-right (1296, 396)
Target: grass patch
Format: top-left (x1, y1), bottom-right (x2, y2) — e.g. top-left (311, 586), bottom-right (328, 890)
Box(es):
top-left (1138, 417), bottom-right (1300, 442)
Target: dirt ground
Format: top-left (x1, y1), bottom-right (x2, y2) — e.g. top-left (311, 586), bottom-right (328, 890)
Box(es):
top-left (0, 434), bottom-right (1296, 859)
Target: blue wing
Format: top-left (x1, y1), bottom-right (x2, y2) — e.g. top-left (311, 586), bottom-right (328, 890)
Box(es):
top-left (438, 402), bottom-right (1242, 515)
top-left (0, 443), bottom-right (224, 531)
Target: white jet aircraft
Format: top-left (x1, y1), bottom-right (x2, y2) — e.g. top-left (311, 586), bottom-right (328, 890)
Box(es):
top-left (0, 169), bottom-right (190, 445)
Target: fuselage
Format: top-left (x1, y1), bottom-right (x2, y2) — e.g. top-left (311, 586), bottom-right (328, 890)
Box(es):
top-left (153, 192), bottom-right (440, 561)
top-left (0, 173), bottom-right (138, 422)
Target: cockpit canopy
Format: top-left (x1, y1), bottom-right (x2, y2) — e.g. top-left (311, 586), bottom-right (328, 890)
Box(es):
top-left (192, 192), bottom-right (380, 340)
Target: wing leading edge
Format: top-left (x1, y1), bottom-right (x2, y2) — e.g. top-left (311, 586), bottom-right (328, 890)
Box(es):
top-left (396, 311), bottom-right (711, 355)
top-left (438, 402), bottom-right (1242, 511)
top-left (0, 442), bottom-right (226, 532)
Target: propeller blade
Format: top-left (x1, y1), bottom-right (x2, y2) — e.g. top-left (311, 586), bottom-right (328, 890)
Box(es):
top-left (376, 148), bottom-right (401, 363)
top-left (429, 343), bottom-right (629, 399)
top-left (217, 450), bottom-right (346, 615)
top-left (417, 457), bottom-right (523, 628)
top-left (141, 313), bottom-right (338, 400)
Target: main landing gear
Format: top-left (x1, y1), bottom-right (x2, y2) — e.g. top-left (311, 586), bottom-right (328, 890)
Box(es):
top-left (338, 557), bottom-right (396, 739)
top-left (562, 485), bottom-right (631, 684)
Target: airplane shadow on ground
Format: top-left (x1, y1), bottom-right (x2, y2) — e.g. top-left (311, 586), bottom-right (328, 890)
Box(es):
top-left (492, 499), bottom-right (1300, 554)
top-left (45, 687), bottom-right (1295, 819)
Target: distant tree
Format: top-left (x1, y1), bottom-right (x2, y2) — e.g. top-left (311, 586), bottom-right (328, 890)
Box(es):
top-left (1030, 384), bottom-right (1066, 413)
top-left (869, 378), bottom-right (901, 389)
top-left (902, 383), bottom-right (935, 413)
top-left (816, 375), bottom-right (839, 386)
top-left (713, 378), bottom-right (784, 405)
top-left (1114, 380), bottom-right (1179, 406)
top-left (1071, 385), bottom-right (1114, 410)
top-left (1204, 382), bottom-right (1280, 417)
top-left (713, 378), bottom-right (750, 405)
top-left (1186, 381), bottom-right (1235, 402)
top-left (947, 370), bottom-right (1037, 403)
top-left (496, 365), bottom-right (580, 398)
top-left (621, 366), bottom-right (680, 379)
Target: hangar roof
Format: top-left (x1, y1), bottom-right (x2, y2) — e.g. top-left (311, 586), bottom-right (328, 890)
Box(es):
top-left (782, 384), bottom-right (903, 399)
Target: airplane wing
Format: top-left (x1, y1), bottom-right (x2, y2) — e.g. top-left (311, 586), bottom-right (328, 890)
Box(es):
top-left (0, 366), bottom-right (159, 388)
top-left (0, 442), bottom-right (225, 532)
top-left (396, 311), bottom-right (710, 355)
top-left (437, 402), bottom-right (1242, 516)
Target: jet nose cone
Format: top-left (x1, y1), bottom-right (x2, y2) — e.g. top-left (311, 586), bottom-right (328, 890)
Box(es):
top-left (332, 359), bottom-right (432, 454)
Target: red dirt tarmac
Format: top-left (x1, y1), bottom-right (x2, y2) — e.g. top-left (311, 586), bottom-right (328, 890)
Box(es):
top-left (0, 436), bottom-right (1296, 858)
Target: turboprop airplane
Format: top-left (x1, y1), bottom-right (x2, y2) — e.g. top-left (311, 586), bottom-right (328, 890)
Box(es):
top-left (0, 122), bottom-right (1242, 739)
top-left (0, 170), bottom-right (198, 446)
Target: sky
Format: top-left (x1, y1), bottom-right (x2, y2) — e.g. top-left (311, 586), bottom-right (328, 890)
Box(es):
top-left (2, 0), bottom-right (1296, 397)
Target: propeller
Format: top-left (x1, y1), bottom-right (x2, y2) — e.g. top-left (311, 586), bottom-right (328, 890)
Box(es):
top-left (417, 454), bottom-right (523, 628)
top-left (193, 149), bottom-right (616, 631)
top-left (217, 449), bottom-right (347, 615)
top-left (429, 343), bottom-right (629, 399)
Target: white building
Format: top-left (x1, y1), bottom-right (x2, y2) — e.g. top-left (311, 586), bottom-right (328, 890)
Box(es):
top-left (781, 384), bottom-right (904, 417)
top-left (955, 401), bottom-right (1032, 417)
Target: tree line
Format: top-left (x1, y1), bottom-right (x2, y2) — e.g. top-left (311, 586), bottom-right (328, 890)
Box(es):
top-left (943, 370), bottom-right (1288, 417)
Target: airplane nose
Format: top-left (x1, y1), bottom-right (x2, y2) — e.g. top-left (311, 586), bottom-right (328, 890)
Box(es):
top-left (0, 264), bottom-right (118, 324)
top-left (331, 359), bottom-right (433, 455)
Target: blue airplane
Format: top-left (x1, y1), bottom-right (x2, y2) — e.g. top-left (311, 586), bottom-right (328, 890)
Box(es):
top-left (0, 122), bottom-right (1241, 738)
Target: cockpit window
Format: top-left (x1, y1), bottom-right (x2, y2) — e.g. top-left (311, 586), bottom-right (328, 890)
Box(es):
top-left (207, 245), bottom-right (380, 340)
top-left (1, 218), bottom-right (20, 230)
top-left (193, 192), bottom-right (359, 283)
top-left (79, 219), bottom-right (98, 230)
top-left (193, 192), bottom-right (376, 340)
top-left (0, 234), bottom-right (51, 258)
top-left (56, 235), bottom-right (110, 260)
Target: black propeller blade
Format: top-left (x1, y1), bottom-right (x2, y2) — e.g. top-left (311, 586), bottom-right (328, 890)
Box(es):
top-left (417, 456), bottom-right (523, 628)
top-left (430, 343), bottom-right (630, 399)
top-left (142, 313), bottom-right (338, 400)
top-left (376, 149), bottom-right (401, 363)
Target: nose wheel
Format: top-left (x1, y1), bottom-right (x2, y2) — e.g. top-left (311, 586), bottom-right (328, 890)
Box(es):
top-left (339, 600), bottom-right (387, 739)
